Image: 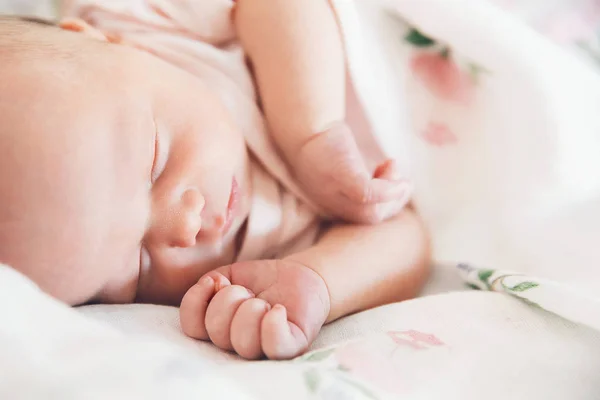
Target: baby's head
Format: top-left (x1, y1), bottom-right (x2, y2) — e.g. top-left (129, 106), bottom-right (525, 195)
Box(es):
top-left (0, 17), bottom-right (250, 305)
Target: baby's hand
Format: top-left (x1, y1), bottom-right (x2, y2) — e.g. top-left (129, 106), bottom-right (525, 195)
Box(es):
top-left (180, 260), bottom-right (329, 360)
top-left (289, 122), bottom-right (412, 224)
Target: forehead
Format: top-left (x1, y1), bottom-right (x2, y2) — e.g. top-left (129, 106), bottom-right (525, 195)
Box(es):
top-left (0, 26), bottom-right (155, 221)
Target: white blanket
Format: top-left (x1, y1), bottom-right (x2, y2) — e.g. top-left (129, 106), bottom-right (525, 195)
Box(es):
top-left (0, 266), bottom-right (251, 399)
top-left (357, 0), bottom-right (600, 293)
top-left (2, 263), bottom-right (600, 399)
top-left (2, 0), bottom-right (600, 398)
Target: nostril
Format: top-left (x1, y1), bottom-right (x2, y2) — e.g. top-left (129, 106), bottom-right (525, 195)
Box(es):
top-left (195, 214), bottom-right (226, 242)
top-left (213, 215), bottom-right (225, 229)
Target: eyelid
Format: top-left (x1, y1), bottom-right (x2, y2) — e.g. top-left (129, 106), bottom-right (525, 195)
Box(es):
top-left (151, 120), bottom-right (168, 183)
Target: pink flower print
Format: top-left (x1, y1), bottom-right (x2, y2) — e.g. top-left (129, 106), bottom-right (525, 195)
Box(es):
top-left (334, 341), bottom-right (404, 394)
top-left (410, 51), bottom-right (475, 105)
top-left (421, 122), bottom-right (458, 146)
top-left (387, 330), bottom-right (445, 350)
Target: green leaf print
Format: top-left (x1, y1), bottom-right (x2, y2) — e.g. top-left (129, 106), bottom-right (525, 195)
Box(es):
top-left (477, 269), bottom-right (495, 284)
top-left (338, 365), bottom-right (352, 373)
top-left (338, 376), bottom-right (381, 400)
top-left (405, 28), bottom-right (436, 47)
top-left (304, 369), bottom-right (321, 394)
top-left (508, 281), bottom-right (539, 292)
top-left (467, 63), bottom-right (492, 83)
top-left (298, 348), bottom-right (335, 363)
top-left (577, 41), bottom-right (600, 66)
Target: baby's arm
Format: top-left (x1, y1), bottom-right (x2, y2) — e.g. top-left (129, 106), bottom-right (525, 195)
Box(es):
top-left (234, 0), bottom-right (411, 223)
top-left (180, 208), bottom-right (430, 359)
top-left (235, 0), bottom-right (345, 160)
top-left (288, 208), bottom-right (430, 324)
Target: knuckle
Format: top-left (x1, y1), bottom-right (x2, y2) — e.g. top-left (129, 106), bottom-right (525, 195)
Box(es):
top-left (341, 182), bottom-right (370, 205)
top-left (357, 183), bottom-right (373, 204)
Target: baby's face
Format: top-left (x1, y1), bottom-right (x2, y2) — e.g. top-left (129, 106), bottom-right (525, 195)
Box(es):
top-left (0, 20), bottom-right (250, 305)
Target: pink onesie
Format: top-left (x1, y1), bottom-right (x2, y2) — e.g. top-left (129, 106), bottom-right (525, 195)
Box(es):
top-left (62, 0), bottom-right (396, 261)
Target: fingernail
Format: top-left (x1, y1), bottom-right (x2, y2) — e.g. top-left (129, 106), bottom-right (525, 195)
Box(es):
top-left (273, 304), bottom-right (285, 312)
top-left (215, 276), bottom-right (230, 291)
top-left (200, 276), bottom-right (214, 287)
top-left (246, 288), bottom-right (255, 297)
top-left (264, 303), bottom-right (272, 312)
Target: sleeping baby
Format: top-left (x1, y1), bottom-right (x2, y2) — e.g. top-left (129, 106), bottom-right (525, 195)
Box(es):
top-left (0, 0), bottom-right (429, 360)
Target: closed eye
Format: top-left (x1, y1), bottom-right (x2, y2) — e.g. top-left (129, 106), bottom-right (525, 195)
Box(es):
top-left (151, 118), bottom-right (168, 183)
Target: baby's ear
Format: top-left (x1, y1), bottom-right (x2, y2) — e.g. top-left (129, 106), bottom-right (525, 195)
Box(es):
top-left (58, 18), bottom-right (115, 42)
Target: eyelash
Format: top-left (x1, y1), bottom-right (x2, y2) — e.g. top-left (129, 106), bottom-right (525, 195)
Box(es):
top-left (151, 133), bottom-right (160, 183)
top-left (150, 122), bottom-right (167, 183)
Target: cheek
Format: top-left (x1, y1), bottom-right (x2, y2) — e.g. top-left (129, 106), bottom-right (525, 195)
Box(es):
top-left (120, 185), bottom-right (152, 236)
top-left (227, 129), bottom-right (248, 168)
top-left (200, 124), bottom-right (247, 172)
top-left (109, 163), bottom-right (152, 249)
top-left (100, 190), bottom-right (149, 296)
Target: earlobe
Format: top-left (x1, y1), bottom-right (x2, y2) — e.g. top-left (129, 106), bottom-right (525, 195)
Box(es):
top-left (58, 18), bottom-right (110, 42)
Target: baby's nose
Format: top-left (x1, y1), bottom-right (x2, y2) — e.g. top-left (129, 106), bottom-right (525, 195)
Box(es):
top-left (196, 214), bottom-right (226, 242)
top-left (165, 188), bottom-right (205, 248)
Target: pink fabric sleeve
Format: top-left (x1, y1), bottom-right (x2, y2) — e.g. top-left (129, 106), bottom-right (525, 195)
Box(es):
top-left (61, 0), bottom-right (235, 45)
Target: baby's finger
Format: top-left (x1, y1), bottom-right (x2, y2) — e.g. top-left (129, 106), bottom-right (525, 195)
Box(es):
top-left (376, 198), bottom-right (411, 222)
top-left (261, 305), bottom-right (308, 360)
top-left (180, 273), bottom-right (231, 340)
top-left (357, 179), bottom-right (412, 205)
top-left (332, 191), bottom-right (412, 224)
top-left (230, 298), bottom-right (271, 360)
top-left (205, 285), bottom-right (254, 351)
top-left (337, 169), bottom-right (373, 205)
top-left (338, 164), bottom-right (409, 206)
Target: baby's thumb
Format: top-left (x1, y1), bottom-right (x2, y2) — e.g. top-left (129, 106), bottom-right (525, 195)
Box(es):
top-left (337, 163), bottom-right (374, 204)
top-left (340, 159), bottom-right (410, 204)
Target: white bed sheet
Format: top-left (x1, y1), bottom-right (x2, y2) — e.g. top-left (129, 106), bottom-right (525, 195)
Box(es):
top-left (2, 0), bottom-right (600, 399)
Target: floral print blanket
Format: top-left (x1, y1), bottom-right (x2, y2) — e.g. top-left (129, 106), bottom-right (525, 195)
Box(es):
top-left (388, 0), bottom-right (600, 334)
top-left (1, 0), bottom-right (600, 399)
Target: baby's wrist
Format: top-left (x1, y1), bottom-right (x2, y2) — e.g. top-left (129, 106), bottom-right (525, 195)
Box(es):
top-left (282, 256), bottom-right (331, 323)
top-left (280, 120), bottom-right (350, 169)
